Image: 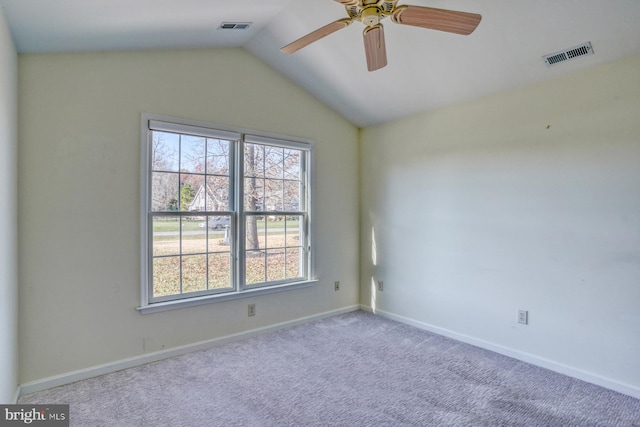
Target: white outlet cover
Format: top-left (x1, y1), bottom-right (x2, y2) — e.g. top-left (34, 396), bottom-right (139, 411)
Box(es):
top-left (518, 310), bottom-right (528, 325)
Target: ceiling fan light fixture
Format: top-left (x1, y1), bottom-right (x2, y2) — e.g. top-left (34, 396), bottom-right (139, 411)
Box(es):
top-left (361, 7), bottom-right (381, 26)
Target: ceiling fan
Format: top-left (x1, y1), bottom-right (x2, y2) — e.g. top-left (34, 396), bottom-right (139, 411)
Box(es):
top-left (281, 0), bottom-right (481, 72)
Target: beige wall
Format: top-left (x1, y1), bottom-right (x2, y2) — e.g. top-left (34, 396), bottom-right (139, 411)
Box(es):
top-left (360, 56), bottom-right (640, 396)
top-left (17, 42), bottom-right (640, 398)
top-left (0, 6), bottom-right (18, 403)
top-left (18, 48), bottom-right (359, 383)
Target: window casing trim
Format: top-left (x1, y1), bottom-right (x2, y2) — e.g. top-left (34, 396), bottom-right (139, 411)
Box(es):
top-left (149, 119), bottom-right (241, 141)
top-left (139, 113), bottom-right (315, 313)
top-left (137, 280), bottom-right (318, 315)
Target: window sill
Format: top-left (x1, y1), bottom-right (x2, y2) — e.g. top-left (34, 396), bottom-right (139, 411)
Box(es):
top-left (137, 280), bottom-right (318, 315)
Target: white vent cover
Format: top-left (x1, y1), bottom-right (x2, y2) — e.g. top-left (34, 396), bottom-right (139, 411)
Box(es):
top-left (218, 22), bottom-right (252, 30)
top-left (543, 42), bottom-right (594, 66)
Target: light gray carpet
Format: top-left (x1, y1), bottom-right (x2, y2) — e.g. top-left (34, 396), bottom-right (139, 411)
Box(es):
top-left (19, 311), bottom-right (640, 426)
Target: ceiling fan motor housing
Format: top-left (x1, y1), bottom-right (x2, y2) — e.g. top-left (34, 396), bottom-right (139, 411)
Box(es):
top-left (346, 0), bottom-right (398, 25)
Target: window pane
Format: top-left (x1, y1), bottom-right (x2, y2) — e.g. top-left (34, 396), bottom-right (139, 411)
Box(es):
top-left (246, 216), bottom-right (266, 250)
top-left (283, 149), bottom-right (301, 180)
top-left (180, 175), bottom-right (203, 211)
top-left (284, 181), bottom-right (301, 211)
top-left (246, 251), bottom-right (266, 285)
top-left (208, 253), bottom-right (231, 289)
top-left (264, 147), bottom-right (284, 179)
top-left (244, 177), bottom-right (264, 211)
top-left (242, 142), bottom-right (307, 287)
top-left (285, 215), bottom-right (302, 248)
top-left (244, 143), bottom-right (264, 178)
top-left (152, 131), bottom-right (179, 172)
top-left (207, 216), bottom-right (232, 251)
top-left (182, 255), bottom-right (207, 293)
top-left (207, 139), bottom-right (230, 175)
top-left (153, 256), bottom-right (180, 298)
top-left (186, 177), bottom-right (206, 212)
top-left (206, 176), bottom-right (230, 211)
top-left (266, 249), bottom-right (285, 282)
top-left (152, 216), bottom-right (180, 256)
top-left (264, 179), bottom-right (284, 212)
top-left (182, 217), bottom-right (206, 254)
top-left (285, 248), bottom-right (303, 279)
top-left (181, 135), bottom-right (206, 174)
top-left (152, 172), bottom-right (179, 211)
top-left (265, 218), bottom-right (285, 249)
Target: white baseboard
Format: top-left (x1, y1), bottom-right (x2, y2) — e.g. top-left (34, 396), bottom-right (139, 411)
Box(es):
top-left (19, 305), bottom-right (360, 397)
top-left (13, 386), bottom-right (20, 404)
top-left (361, 304), bottom-right (640, 400)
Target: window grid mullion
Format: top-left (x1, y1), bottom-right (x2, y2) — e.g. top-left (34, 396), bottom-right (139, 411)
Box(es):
top-left (302, 152), bottom-right (310, 277)
top-left (283, 219), bottom-right (287, 279)
top-left (263, 219), bottom-right (268, 283)
top-left (230, 136), bottom-right (238, 292)
top-left (204, 139), bottom-right (210, 292)
top-left (178, 135), bottom-right (183, 295)
top-left (237, 137), bottom-right (246, 291)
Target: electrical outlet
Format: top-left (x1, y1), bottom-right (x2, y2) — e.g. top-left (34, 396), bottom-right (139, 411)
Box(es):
top-left (334, 281), bottom-right (340, 291)
top-left (248, 304), bottom-right (256, 317)
top-left (377, 280), bottom-right (384, 291)
top-left (518, 309), bottom-right (528, 325)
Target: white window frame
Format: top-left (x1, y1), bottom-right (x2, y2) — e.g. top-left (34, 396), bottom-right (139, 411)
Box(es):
top-left (139, 113), bottom-right (316, 314)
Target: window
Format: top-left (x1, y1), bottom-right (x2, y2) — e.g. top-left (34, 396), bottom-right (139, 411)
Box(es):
top-left (140, 114), bottom-right (314, 313)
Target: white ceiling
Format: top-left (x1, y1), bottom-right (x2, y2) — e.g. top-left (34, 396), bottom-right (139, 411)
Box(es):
top-left (2, 0), bottom-right (640, 127)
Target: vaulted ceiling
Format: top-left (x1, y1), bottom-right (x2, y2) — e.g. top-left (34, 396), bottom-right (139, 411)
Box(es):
top-left (2, 0), bottom-right (640, 127)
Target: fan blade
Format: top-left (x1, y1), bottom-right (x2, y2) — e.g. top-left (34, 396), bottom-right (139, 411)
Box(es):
top-left (391, 5), bottom-right (481, 35)
top-left (333, 0), bottom-right (358, 5)
top-left (363, 24), bottom-right (387, 72)
top-left (281, 18), bottom-right (353, 54)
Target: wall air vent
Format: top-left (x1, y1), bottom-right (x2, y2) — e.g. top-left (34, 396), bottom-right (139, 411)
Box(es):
top-left (543, 42), bottom-right (594, 66)
top-left (218, 22), bottom-right (252, 30)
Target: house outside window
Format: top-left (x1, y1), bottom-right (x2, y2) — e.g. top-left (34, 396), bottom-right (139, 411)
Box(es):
top-left (139, 114), bottom-right (314, 313)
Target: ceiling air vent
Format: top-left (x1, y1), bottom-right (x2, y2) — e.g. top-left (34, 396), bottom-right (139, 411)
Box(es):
top-left (218, 22), bottom-right (252, 30)
top-left (543, 42), bottom-right (594, 66)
